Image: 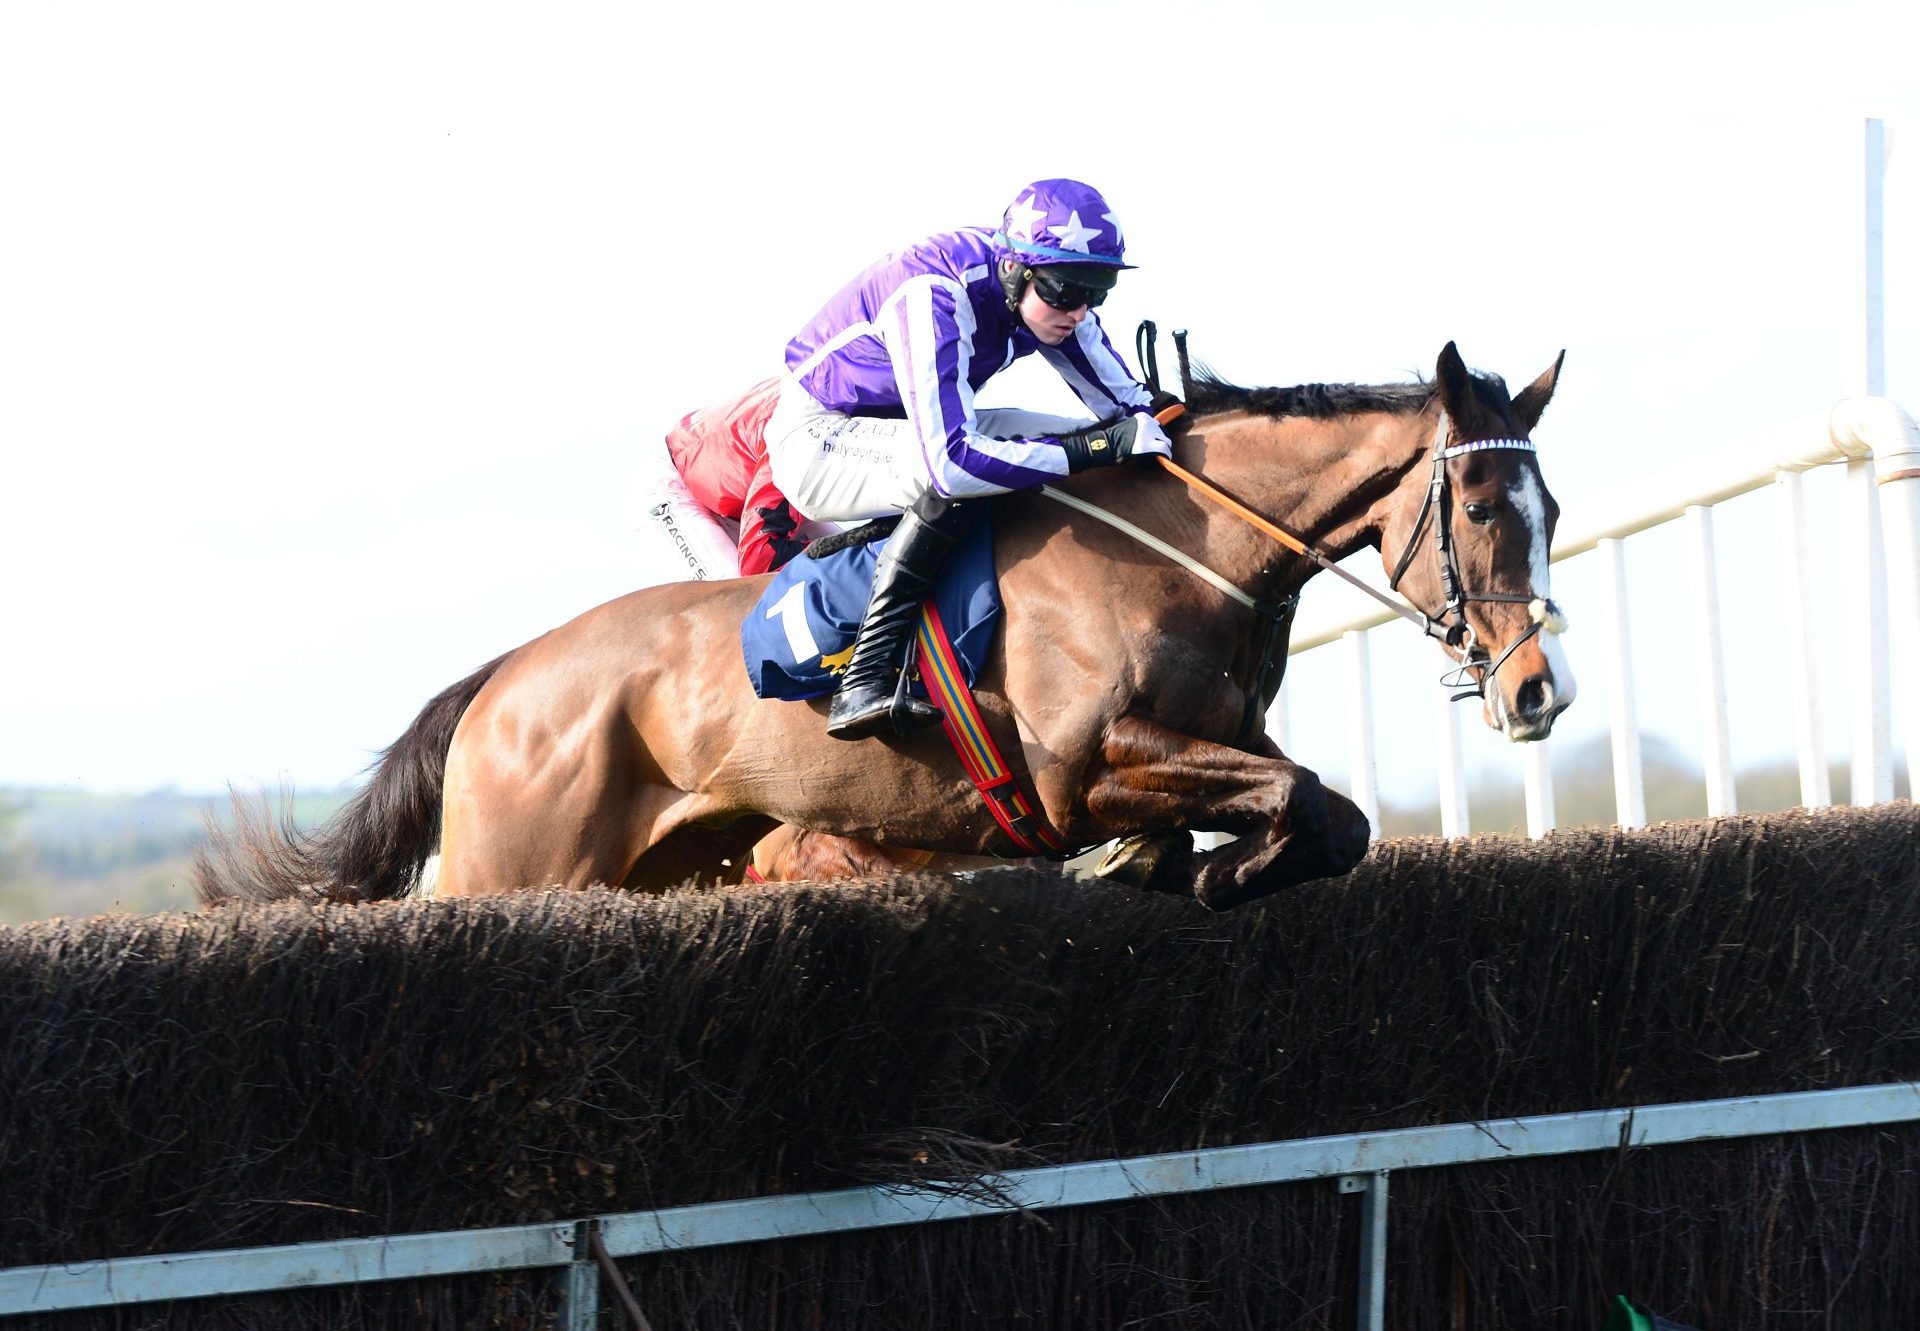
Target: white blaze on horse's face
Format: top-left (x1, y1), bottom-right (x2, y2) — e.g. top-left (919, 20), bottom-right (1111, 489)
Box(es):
top-left (1484, 467), bottom-right (1576, 741)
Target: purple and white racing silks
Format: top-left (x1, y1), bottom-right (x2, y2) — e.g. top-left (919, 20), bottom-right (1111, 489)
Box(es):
top-left (780, 226), bottom-right (1150, 505)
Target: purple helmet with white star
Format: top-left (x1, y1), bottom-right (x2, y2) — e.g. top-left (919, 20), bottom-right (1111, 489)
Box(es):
top-left (994, 178), bottom-right (1134, 271)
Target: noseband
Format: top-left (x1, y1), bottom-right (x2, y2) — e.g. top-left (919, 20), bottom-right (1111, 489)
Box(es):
top-left (1387, 413), bottom-right (1564, 700)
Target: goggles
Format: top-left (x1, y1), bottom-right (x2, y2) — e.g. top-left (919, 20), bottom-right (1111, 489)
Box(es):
top-left (1028, 267), bottom-right (1112, 311)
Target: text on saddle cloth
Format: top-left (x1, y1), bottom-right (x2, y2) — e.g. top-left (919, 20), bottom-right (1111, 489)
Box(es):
top-left (740, 513), bottom-right (1001, 702)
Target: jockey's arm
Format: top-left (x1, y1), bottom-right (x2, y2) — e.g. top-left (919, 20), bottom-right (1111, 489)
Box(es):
top-left (881, 276), bottom-right (1083, 500)
top-left (1038, 315), bottom-right (1155, 420)
top-left (736, 452), bottom-right (810, 575)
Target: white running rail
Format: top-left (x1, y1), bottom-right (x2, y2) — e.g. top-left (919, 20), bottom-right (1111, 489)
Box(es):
top-left (4, 1083), bottom-right (1916, 1331)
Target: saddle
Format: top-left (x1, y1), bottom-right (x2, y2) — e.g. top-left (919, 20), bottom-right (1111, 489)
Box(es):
top-left (739, 514), bottom-right (1001, 703)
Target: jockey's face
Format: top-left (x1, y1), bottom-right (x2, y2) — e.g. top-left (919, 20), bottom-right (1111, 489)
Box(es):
top-left (1018, 279), bottom-right (1091, 345)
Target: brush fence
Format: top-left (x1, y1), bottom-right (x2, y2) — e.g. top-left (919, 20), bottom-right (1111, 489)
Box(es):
top-left (2, 805), bottom-right (1916, 1328)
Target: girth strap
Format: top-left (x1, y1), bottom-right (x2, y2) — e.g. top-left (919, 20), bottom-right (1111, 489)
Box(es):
top-left (914, 600), bottom-right (1068, 858)
top-left (1237, 596), bottom-right (1296, 748)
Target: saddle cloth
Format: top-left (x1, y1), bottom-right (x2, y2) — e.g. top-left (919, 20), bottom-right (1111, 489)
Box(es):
top-left (740, 514), bottom-right (1000, 701)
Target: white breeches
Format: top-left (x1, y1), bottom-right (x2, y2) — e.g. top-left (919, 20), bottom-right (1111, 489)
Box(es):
top-left (763, 374), bottom-right (1095, 521)
top-left (634, 431), bottom-right (741, 582)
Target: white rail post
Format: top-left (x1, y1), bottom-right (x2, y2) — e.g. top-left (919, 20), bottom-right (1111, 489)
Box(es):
top-left (1880, 427), bottom-right (1920, 799)
top-left (1864, 118), bottom-right (1885, 399)
top-left (1269, 676), bottom-right (1292, 756)
top-left (1834, 397), bottom-right (1920, 798)
top-left (1522, 741), bottom-right (1555, 838)
top-left (1685, 506), bottom-right (1737, 815)
top-left (1773, 470), bottom-right (1831, 806)
top-left (1599, 538), bottom-right (1646, 828)
top-left (1845, 454), bottom-right (1894, 804)
top-left (1345, 630), bottom-right (1381, 836)
top-left (1433, 686), bottom-right (1469, 838)
top-left (1842, 118), bottom-right (1895, 805)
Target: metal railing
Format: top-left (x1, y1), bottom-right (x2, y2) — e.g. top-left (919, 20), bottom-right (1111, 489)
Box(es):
top-left (5, 1083), bottom-right (1917, 1329)
top-left (1280, 396), bottom-right (1920, 837)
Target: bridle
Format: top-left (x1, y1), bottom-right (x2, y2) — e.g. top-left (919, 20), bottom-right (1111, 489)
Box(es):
top-left (1385, 412), bottom-right (1566, 701)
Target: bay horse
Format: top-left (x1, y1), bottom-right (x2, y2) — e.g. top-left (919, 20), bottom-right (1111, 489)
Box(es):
top-left (196, 343), bottom-right (1573, 912)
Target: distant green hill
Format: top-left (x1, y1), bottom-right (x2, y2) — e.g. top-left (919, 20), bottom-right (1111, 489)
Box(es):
top-left (0, 788), bottom-right (349, 924)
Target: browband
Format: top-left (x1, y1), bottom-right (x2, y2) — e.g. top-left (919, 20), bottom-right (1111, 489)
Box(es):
top-left (1436, 437), bottom-right (1535, 459)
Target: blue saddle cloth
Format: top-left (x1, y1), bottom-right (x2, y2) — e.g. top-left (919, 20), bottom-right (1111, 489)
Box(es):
top-left (741, 514), bottom-right (1001, 702)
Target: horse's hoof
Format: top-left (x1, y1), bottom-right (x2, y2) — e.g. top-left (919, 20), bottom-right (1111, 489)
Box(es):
top-left (1092, 831), bottom-right (1195, 895)
top-left (1192, 803), bottom-right (1373, 911)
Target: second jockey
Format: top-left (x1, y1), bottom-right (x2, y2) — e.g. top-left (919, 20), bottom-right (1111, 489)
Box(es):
top-left (635, 378), bottom-right (831, 580)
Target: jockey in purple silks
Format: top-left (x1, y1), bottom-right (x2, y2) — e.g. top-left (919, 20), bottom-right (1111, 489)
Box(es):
top-left (767, 177), bottom-right (1175, 741)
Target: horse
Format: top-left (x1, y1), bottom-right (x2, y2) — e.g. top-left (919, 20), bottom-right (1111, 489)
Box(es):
top-left (196, 342), bottom-right (1573, 912)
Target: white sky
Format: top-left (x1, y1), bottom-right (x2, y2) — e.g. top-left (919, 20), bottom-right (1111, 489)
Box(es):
top-left (2, 1), bottom-right (1916, 802)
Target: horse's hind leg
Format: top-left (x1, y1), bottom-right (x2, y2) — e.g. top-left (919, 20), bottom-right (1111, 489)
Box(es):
top-left (750, 826), bottom-right (971, 882)
top-left (624, 816), bottom-right (777, 891)
top-left (438, 729), bottom-right (676, 895)
top-left (1084, 715), bottom-right (1371, 910)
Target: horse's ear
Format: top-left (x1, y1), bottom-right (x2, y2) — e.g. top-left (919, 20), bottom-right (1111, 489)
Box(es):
top-left (1513, 351), bottom-right (1566, 434)
top-left (1435, 341), bottom-right (1472, 416)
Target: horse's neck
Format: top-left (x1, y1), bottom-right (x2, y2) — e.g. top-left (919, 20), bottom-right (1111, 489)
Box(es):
top-left (1175, 408), bottom-right (1434, 591)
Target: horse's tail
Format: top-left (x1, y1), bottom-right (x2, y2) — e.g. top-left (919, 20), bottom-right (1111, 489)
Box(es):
top-left (194, 654), bottom-right (511, 906)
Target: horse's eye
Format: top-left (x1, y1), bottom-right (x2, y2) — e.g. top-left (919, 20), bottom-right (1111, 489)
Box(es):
top-left (1464, 501), bottom-right (1496, 525)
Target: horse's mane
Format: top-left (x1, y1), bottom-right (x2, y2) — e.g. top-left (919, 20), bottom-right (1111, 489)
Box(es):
top-left (1185, 368), bottom-right (1438, 420)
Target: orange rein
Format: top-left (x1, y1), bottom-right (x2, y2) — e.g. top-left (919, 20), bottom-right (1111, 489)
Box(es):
top-left (1145, 402), bottom-right (1433, 633)
top-left (1151, 402), bottom-right (1312, 558)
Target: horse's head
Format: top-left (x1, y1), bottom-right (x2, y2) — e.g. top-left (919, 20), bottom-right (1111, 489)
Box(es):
top-left (1379, 343), bottom-right (1575, 742)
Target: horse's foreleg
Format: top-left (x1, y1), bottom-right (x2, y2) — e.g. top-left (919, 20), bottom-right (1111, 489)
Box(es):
top-left (1083, 715), bottom-right (1371, 910)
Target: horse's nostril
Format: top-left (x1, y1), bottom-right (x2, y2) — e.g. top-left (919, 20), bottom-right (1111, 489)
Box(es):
top-left (1516, 675), bottom-right (1555, 720)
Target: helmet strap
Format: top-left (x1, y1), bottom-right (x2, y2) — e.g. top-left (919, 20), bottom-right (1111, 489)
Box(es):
top-left (998, 259), bottom-right (1031, 319)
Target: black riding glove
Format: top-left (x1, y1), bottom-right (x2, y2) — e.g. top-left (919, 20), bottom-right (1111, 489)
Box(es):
top-left (1055, 412), bottom-right (1174, 473)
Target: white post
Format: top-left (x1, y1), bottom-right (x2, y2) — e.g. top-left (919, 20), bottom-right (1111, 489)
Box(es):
top-left (1865, 119), bottom-right (1886, 397)
top-left (1845, 119), bottom-right (1895, 806)
top-left (1268, 677), bottom-right (1291, 756)
top-left (1847, 456), bottom-right (1894, 804)
top-left (1686, 506), bottom-right (1737, 815)
top-left (1345, 630), bottom-right (1381, 836)
top-left (1880, 437), bottom-right (1920, 801)
top-left (1599, 538), bottom-right (1646, 828)
top-left (1433, 686), bottom-right (1469, 838)
top-left (1523, 740), bottom-right (1555, 838)
top-left (1774, 470), bottom-right (1831, 807)
top-left (1834, 397), bottom-right (1920, 799)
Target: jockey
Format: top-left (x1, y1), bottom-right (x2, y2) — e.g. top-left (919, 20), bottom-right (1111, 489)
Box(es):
top-left (768, 177), bottom-right (1174, 740)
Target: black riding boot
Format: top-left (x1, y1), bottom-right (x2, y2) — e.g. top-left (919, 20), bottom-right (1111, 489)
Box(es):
top-left (826, 492), bottom-right (972, 741)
